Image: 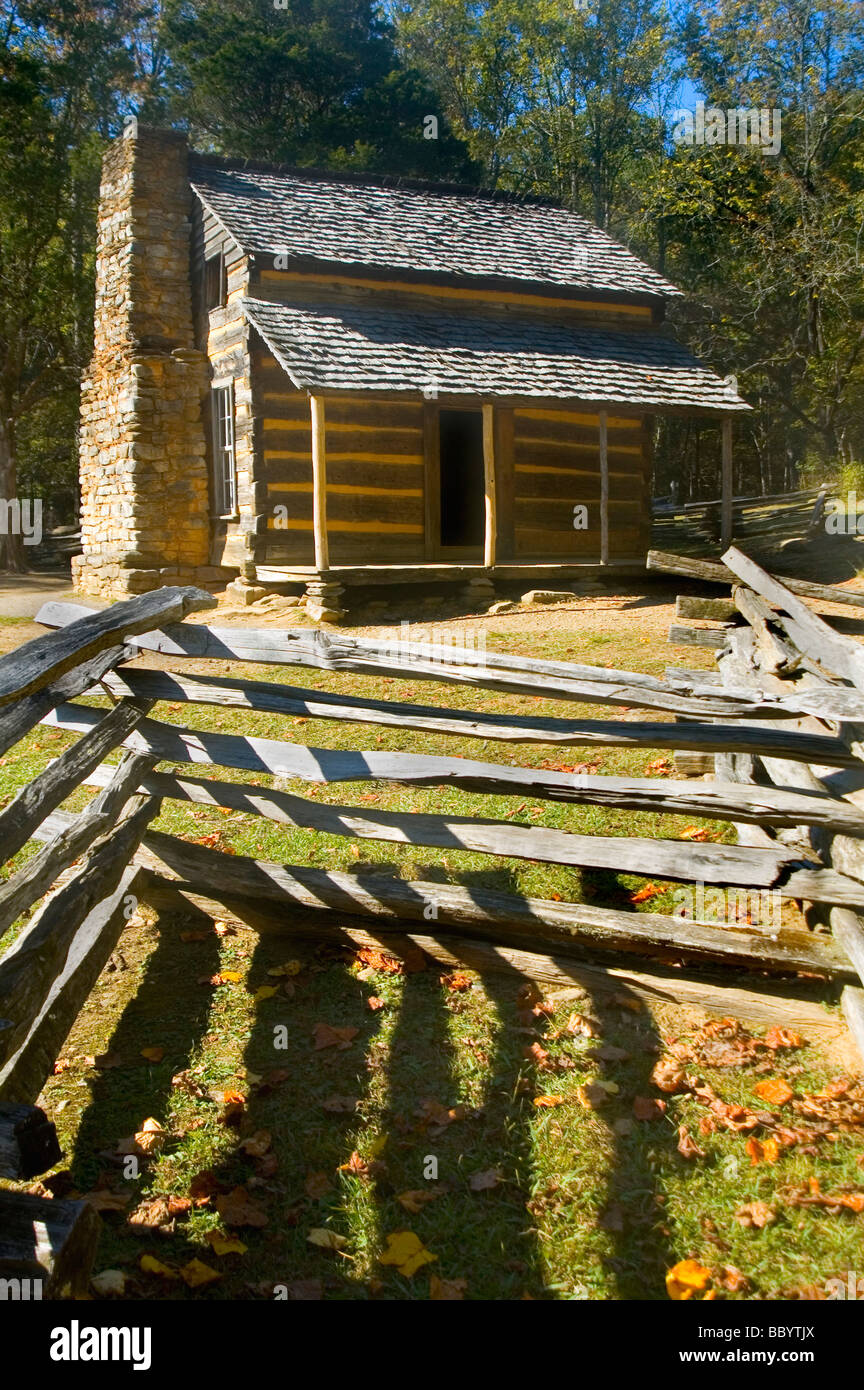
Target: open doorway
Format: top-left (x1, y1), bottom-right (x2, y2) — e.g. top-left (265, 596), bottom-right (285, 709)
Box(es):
top-left (439, 409), bottom-right (485, 553)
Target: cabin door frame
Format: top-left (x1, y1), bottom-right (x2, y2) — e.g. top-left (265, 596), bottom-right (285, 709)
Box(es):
top-left (423, 400), bottom-right (489, 562)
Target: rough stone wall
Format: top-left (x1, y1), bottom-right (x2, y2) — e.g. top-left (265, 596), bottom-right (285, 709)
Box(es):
top-left (74, 122), bottom-right (226, 596)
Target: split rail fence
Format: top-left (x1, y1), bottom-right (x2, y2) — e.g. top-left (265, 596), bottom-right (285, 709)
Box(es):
top-left (3, 549), bottom-right (864, 1291)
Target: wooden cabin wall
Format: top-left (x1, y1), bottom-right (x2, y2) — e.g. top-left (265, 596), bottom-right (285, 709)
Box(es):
top-left (192, 205), bottom-right (253, 571)
top-left (511, 407), bottom-right (651, 560)
top-left (259, 384), bottom-right (426, 566)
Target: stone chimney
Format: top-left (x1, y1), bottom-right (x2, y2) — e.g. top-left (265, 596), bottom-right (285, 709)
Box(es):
top-left (74, 122), bottom-right (210, 596)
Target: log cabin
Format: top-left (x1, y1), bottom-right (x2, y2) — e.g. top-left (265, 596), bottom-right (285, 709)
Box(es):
top-left (75, 122), bottom-right (749, 618)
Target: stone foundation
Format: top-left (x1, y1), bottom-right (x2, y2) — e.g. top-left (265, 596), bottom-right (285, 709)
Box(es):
top-left (75, 122), bottom-right (219, 598)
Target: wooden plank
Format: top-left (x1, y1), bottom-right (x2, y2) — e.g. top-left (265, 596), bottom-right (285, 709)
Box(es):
top-left (310, 393), bottom-right (328, 570)
top-left (494, 407), bottom-right (515, 561)
top-left (721, 417), bottom-right (733, 548)
top-left (0, 866), bottom-right (145, 1106)
top-left (0, 586), bottom-right (214, 707)
top-left (86, 747), bottom-right (864, 838)
top-left (483, 402), bottom-right (496, 568)
top-left (676, 596), bottom-right (738, 622)
top-left (0, 1103), bottom-right (61, 1179)
top-left (0, 697), bottom-right (152, 867)
top-left (0, 751), bottom-right (157, 941)
top-left (78, 763), bottom-right (809, 885)
top-left (841, 984), bottom-right (864, 1065)
top-left (599, 409), bottom-right (609, 564)
top-left (423, 400), bottom-right (438, 561)
top-left (648, 549), bottom-right (864, 610)
top-left (0, 801), bottom-right (159, 1068)
top-left (0, 1191), bottom-right (100, 1297)
top-left (35, 605), bottom-right (824, 720)
top-left (669, 623), bottom-right (732, 650)
top-left (47, 697), bottom-right (859, 771)
top-left (0, 644), bottom-right (132, 760)
top-left (129, 834), bottom-right (851, 974)
top-left (723, 545), bottom-right (864, 690)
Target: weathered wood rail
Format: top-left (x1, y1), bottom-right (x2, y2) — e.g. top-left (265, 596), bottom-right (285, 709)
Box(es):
top-left (4, 555), bottom-right (864, 1293)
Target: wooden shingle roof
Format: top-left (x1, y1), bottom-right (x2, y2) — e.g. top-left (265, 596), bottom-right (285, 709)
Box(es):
top-left (190, 157), bottom-right (681, 300)
top-left (243, 297), bottom-right (750, 413)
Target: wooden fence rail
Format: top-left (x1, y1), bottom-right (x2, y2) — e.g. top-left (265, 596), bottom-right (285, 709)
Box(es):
top-left (4, 556), bottom-right (864, 1293)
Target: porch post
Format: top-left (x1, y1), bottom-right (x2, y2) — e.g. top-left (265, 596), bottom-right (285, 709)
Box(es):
top-left (483, 402), bottom-right (496, 568)
top-left (599, 410), bottom-right (609, 564)
top-left (721, 416), bottom-right (733, 550)
top-left (310, 393), bottom-right (329, 571)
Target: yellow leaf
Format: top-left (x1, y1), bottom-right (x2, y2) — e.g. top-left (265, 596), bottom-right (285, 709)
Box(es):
top-left (220, 970), bottom-right (243, 983)
top-left (379, 1231), bottom-right (437, 1278)
top-left (205, 1230), bottom-right (248, 1256)
top-left (180, 1259), bottom-right (222, 1288)
top-left (666, 1260), bottom-right (713, 1300)
top-left (307, 1228), bottom-right (348, 1252)
top-left (368, 1134), bottom-right (388, 1158)
top-left (268, 961), bottom-right (303, 977)
top-left (140, 1047), bottom-right (164, 1063)
top-left (253, 985), bottom-right (280, 1001)
top-left (139, 1255), bottom-right (178, 1280)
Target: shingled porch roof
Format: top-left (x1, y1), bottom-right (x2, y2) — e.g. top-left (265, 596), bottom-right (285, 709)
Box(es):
top-left (242, 297), bottom-right (750, 414)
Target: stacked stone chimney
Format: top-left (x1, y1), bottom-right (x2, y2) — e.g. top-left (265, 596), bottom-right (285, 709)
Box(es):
top-left (74, 122), bottom-right (212, 596)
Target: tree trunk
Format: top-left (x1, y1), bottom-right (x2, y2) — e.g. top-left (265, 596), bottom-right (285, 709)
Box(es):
top-left (0, 416), bottom-right (25, 574)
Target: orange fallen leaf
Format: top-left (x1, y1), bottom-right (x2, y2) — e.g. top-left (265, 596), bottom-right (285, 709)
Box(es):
top-left (753, 1078), bottom-right (794, 1106)
top-left (666, 1259), bottom-right (712, 1300)
top-left (631, 883), bottom-right (664, 904)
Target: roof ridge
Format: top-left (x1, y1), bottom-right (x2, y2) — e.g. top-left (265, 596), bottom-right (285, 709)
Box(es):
top-left (189, 151), bottom-right (573, 212)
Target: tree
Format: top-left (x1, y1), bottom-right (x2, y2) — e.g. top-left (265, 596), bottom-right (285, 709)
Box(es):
top-left (161, 0), bottom-right (476, 178)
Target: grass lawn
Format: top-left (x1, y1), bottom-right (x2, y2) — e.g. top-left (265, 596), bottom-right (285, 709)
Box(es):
top-left (1, 607), bottom-right (863, 1301)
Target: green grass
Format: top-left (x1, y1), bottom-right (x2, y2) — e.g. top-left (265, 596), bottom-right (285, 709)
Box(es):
top-left (2, 619), bottom-right (862, 1300)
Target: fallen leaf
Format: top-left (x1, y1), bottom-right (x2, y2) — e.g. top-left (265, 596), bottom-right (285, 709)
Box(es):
top-left (313, 1023), bottom-right (358, 1051)
top-left (253, 985), bottom-right (280, 1002)
top-left (379, 1230), bottom-right (437, 1277)
top-left (735, 1201), bottom-right (777, 1228)
top-left (746, 1136), bottom-right (780, 1165)
top-left (533, 1095), bottom-right (565, 1108)
top-left (139, 1254), bottom-right (179, 1280)
top-left (307, 1227), bottom-right (348, 1252)
top-left (305, 1171), bottom-right (333, 1199)
top-left (677, 1126), bottom-right (705, 1160)
top-left (140, 1047), bottom-right (164, 1063)
top-left (205, 1230), bottom-right (247, 1256)
top-left (239, 1130), bottom-right (271, 1158)
top-left (268, 960), bottom-right (303, 977)
top-left (753, 1078), bottom-right (794, 1106)
top-left (320, 1094), bottom-right (358, 1113)
top-left (180, 1259), bottom-right (222, 1288)
top-left (631, 883), bottom-right (664, 904)
top-left (216, 1187), bottom-right (268, 1228)
top-left (429, 1274), bottom-right (467, 1300)
top-left (367, 996), bottom-right (385, 1011)
top-left (633, 1096), bottom-right (667, 1121)
top-left (469, 1168), bottom-right (501, 1192)
top-left (441, 972), bottom-right (472, 992)
top-left (396, 1189), bottom-right (440, 1214)
top-left (666, 1259), bottom-right (713, 1300)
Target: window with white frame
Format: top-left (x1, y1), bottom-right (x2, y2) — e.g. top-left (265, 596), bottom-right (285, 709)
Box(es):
top-left (210, 383), bottom-right (237, 516)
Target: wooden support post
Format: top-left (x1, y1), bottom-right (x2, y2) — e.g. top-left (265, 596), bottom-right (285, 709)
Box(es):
top-left (483, 402), bottom-right (496, 569)
top-left (310, 393), bottom-right (328, 572)
top-left (599, 410), bottom-right (609, 565)
top-left (721, 416), bottom-right (733, 549)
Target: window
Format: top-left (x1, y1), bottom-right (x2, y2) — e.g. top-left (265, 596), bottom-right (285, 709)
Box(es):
top-left (204, 252), bottom-right (226, 311)
top-left (210, 384), bottom-right (237, 516)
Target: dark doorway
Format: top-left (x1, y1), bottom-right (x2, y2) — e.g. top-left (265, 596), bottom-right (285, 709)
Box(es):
top-left (439, 409), bottom-right (485, 550)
